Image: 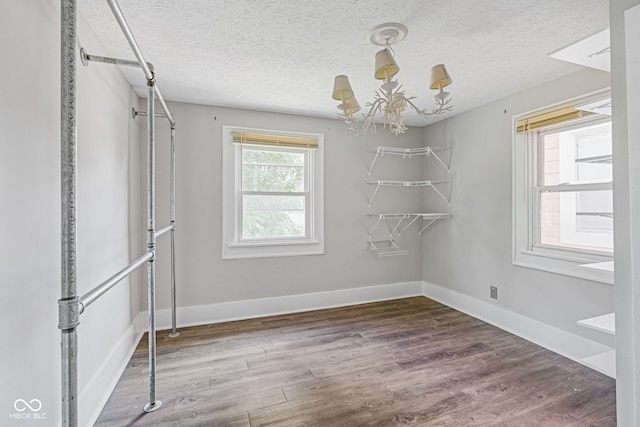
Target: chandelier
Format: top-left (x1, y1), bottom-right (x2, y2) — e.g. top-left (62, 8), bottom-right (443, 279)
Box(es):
top-left (332, 23), bottom-right (453, 136)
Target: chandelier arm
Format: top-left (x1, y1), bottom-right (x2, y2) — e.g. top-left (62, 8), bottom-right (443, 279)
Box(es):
top-left (344, 97), bottom-right (388, 135)
top-left (429, 97), bottom-right (454, 114)
top-left (362, 98), bottom-right (387, 134)
top-left (404, 96), bottom-right (454, 118)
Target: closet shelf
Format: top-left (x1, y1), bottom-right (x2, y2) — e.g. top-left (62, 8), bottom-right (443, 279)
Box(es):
top-left (580, 349), bottom-right (616, 379)
top-left (577, 312), bottom-right (615, 335)
top-left (577, 312), bottom-right (615, 378)
top-left (368, 239), bottom-right (408, 257)
top-left (367, 180), bottom-right (451, 207)
top-left (368, 213), bottom-right (451, 236)
top-left (367, 146), bottom-right (450, 174)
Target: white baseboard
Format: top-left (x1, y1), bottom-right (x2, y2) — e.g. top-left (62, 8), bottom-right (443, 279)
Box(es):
top-left (422, 280), bottom-right (614, 376)
top-left (152, 281), bottom-right (424, 330)
top-left (79, 312), bottom-right (146, 427)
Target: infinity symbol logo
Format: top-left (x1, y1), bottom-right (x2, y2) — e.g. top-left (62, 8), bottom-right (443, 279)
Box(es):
top-left (14, 399), bottom-right (42, 412)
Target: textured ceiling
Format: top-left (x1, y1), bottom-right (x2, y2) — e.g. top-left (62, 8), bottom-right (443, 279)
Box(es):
top-left (78, 0), bottom-right (609, 127)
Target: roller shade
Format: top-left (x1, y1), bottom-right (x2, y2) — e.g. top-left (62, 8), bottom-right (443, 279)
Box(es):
top-left (516, 106), bottom-right (592, 133)
top-left (233, 131), bottom-right (318, 149)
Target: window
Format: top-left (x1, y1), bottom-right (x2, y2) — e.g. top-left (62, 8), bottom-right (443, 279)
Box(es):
top-left (222, 126), bottom-right (324, 259)
top-left (513, 90), bottom-right (613, 283)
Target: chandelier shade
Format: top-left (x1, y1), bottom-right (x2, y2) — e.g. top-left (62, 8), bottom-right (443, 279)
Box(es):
top-left (332, 75), bottom-right (355, 101)
top-left (341, 96), bottom-right (361, 115)
top-left (374, 48), bottom-right (400, 80)
top-left (429, 64), bottom-right (452, 90)
top-left (332, 22), bottom-right (454, 136)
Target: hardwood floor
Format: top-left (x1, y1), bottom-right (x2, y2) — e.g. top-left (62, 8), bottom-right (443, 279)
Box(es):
top-left (95, 297), bottom-right (616, 426)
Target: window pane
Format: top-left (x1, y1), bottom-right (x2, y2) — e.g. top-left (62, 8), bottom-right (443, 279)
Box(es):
top-left (542, 121), bottom-right (611, 186)
top-left (540, 190), bottom-right (613, 253)
top-left (242, 149), bottom-right (305, 192)
top-left (242, 194), bottom-right (306, 238)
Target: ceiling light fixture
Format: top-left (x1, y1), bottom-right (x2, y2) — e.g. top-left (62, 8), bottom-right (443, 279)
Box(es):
top-left (332, 23), bottom-right (453, 136)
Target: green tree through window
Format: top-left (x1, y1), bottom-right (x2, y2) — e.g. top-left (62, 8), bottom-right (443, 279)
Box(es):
top-left (241, 148), bottom-right (307, 239)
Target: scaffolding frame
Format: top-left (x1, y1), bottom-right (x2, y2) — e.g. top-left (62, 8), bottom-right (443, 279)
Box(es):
top-left (59, 1), bottom-right (178, 425)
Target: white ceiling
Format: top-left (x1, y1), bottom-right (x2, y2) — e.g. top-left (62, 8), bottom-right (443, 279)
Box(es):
top-left (78, 0), bottom-right (610, 127)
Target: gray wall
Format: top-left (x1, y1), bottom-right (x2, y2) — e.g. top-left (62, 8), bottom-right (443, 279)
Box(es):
top-left (421, 68), bottom-right (615, 348)
top-left (1, 3), bottom-right (142, 425)
top-left (150, 101), bottom-right (425, 310)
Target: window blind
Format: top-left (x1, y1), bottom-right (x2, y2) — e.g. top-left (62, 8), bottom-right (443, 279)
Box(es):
top-left (515, 106), bottom-right (592, 133)
top-left (232, 131), bottom-right (318, 149)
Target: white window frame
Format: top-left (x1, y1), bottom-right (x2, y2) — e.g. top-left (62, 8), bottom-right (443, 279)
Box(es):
top-left (221, 125), bottom-right (324, 259)
top-left (512, 90), bottom-right (613, 284)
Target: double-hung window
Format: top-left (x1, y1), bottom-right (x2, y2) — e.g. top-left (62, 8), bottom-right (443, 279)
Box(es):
top-left (513, 90), bottom-right (613, 283)
top-left (222, 126), bottom-right (324, 259)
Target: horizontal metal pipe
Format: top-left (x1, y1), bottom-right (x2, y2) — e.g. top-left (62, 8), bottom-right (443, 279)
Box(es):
top-left (105, 0), bottom-right (175, 126)
top-left (156, 224), bottom-right (174, 238)
top-left (79, 251), bottom-right (154, 314)
top-left (132, 108), bottom-right (168, 119)
top-left (81, 49), bottom-right (154, 72)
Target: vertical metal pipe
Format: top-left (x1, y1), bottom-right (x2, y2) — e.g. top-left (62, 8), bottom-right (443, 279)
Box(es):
top-left (168, 125), bottom-right (179, 338)
top-left (60, 1), bottom-right (79, 425)
top-left (143, 80), bottom-right (162, 413)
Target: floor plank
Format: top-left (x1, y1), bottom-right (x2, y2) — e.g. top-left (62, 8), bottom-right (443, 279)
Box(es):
top-left (95, 297), bottom-right (615, 426)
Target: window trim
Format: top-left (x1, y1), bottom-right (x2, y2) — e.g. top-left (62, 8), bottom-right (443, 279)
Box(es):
top-left (221, 125), bottom-right (324, 259)
top-left (512, 89), bottom-right (613, 284)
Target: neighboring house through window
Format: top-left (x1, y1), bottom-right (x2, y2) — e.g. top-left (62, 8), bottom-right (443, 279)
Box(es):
top-left (222, 126), bottom-right (324, 259)
top-left (513, 90), bottom-right (613, 283)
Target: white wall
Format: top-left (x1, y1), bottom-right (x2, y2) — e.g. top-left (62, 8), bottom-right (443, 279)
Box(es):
top-left (149, 101), bottom-right (425, 315)
top-left (420, 68), bottom-right (615, 348)
top-left (0, 2), bottom-right (143, 426)
top-left (610, 0), bottom-right (640, 424)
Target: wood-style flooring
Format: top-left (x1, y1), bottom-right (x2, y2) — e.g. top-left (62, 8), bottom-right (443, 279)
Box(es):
top-left (95, 297), bottom-right (616, 426)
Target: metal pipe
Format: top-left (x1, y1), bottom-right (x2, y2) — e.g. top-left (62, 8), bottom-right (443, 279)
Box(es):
top-left (143, 79), bottom-right (162, 413)
top-left (154, 86), bottom-right (175, 126)
top-left (105, 0), bottom-right (152, 79)
top-left (168, 125), bottom-right (179, 338)
top-left (78, 251), bottom-right (153, 314)
top-left (131, 108), bottom-right (168, 119)
top-left (105, 0), bottom-right (176, 126)
top-left (133, 109), bottom-right (179, 338)
top-left (80, 48), bottom-right (154, 72)
top-left (59, 1), bottom-right (79, 425)
top-left (156, 224), bottom-right (174, 238)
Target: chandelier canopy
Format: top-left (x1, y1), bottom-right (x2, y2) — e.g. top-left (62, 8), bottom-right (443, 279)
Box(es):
top-left (332, 23), bottom-right (453, 136)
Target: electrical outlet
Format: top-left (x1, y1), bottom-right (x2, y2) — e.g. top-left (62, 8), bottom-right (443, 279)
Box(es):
top-left (490, 286), bottom-right (498, 300)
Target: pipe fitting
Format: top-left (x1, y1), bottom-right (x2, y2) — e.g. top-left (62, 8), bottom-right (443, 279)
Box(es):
top-left (58, 297), bottom-right (80, 330)
top-left (80, 47), bottom-right (89, 66)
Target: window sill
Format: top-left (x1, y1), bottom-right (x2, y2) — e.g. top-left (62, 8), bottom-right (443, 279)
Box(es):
top-left (228, 239), bottom-right (320, 248)
top-left (514, 249), bottom-right (614, 285)
top-left (222, 240), bottom-right (324, 260)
